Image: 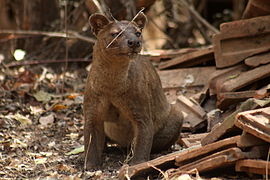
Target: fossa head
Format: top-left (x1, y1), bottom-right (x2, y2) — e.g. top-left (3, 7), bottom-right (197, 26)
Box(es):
top-left (89, 13), bottom-right (147, 58)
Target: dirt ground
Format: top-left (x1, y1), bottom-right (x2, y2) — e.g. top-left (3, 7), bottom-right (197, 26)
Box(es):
top-left (0, 65), bottom-right (178, 179)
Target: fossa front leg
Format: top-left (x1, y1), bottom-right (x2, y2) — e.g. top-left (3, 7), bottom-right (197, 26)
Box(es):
top-left (83, 95), bottom-right (109, 170)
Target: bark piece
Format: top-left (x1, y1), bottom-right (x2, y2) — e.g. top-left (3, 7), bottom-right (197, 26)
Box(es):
top-left (235, 107), bottom-right (270, 143)
top-left (213, 15), bottom-right (270, 68)
top-left (236, 159), bottom-right (270, 175)
top-left (158, 46), bottom-right (214, 69)
top-left (175, 95), bottom-right (206, 132)
top-left (201, 98), bottom-right (270, 146)
top-left (245, 51), bottom-right (270, 67)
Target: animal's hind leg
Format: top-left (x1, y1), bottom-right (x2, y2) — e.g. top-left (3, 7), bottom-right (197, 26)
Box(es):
top-left (151, 105), bottom-right (183, 152)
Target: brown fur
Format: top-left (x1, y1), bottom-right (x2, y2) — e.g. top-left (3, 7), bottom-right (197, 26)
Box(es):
top-left (84, 13), bottom-right (183, 169)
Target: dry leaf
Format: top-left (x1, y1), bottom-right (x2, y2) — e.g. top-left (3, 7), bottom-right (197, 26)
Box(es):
top-left (33, 90), bottom-right (52, 103)
top-left (34, 157), bottom-right (47, 165)
top-left (11, 113), bottom-right (32, 125)
top-left (65, 146), bottom-right (84, 155)
top-left (39, 113), bottom-right (55, 126)
top-left (52, 104), bottom-right (67, 111)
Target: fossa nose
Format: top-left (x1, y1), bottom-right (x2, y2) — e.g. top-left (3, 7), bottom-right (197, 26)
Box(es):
top-left (127, 39), bottom-right (141, 49)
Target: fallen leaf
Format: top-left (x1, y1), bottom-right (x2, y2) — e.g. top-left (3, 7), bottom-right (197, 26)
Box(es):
top-left (67, 94), bottom-right (78, 100)
top-left (39, 113), bottom-right (55, 126)
top-left (66, 133), bottom-right (79, 140)
top-left (56, 164), bottom-right (77, 173)
top-left (52, 104), bottom-right (67, 111)
top-left (34, 157), bottom-right (47, 165)
top-left (33, 90), bottom-right (52, 103)
top-left (11, 113), bottom-right (32, 125)
top-left (66, 145), bottom-right (84, 155)
top-left (10, 139), bottom-right (28, 148)
top-left (30, 106), bottom-right (44, 115)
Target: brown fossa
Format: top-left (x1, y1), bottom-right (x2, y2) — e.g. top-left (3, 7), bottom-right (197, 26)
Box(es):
top-left (84, 12), bottom-right (183, 169)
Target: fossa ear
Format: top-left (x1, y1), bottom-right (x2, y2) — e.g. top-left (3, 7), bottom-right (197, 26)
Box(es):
top-left (133, 12), bottom-right (147, 29)
top-left (89, 13), bottom-right (110, 36)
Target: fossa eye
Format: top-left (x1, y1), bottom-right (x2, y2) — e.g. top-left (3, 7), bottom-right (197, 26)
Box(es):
top-left (135, 32), bottom-right (141, 37)
top-left (111, 32), bottom-right (119, 37)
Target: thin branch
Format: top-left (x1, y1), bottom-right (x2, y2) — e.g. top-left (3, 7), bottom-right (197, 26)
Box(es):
top-left (0, 29), bottom-right (96, 43)
top-left (5, 58), bottom-right (91, 68)
top-left (179, 0), bottom-right (219, 34)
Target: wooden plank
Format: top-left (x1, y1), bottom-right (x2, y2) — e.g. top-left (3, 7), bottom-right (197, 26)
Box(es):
top-left (175, 95), bottom-right (206, 132)
top-left (118, 136), bottom-right (240, 180)
top-left (214, 15), bottom-right (270, 68)
top-left (157, 66), bottom-right (216, 89)
top-left (235, 107), bottom-right (270, 143)
top-left (142, 48), bottom-right (196, 62)
top-left (175, 136), bottom-right (240, 163)
top-left (176, 146), bottom-right (267, 172)
top-left (176, 147), bottom-right (244, 171)
top-left (245, 51), bottom-right (270, 67)
top-left (208, 64), bottom-right (248, 96)
top-left (236, 159), bottom-right (270, 175)
top-left (118, 150), bottom-right (186, 180)
top-left (219, 63), bottom-right (270, 93)
top-left (201, 98), bottom-right (270, 146)
top-left (158, 46), bottom-right (214, 69)
top-left (217, 91), bottom-right (256, 110)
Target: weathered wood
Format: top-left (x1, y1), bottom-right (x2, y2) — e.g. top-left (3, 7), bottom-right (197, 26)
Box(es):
top-left (175, 136), bottom-right (240, 163)
top-left (237, 132), bottom-right (267, 148)
top-left (245, 51), bottom-right (270, 67)
top-left (236, 159), bottom-right (270, 175)
top-left (118, 150), bottom-right (187, 180)
top-left (208, 64), bottom-right (248, 96)
top-left (118, 136), bottom-right (240, 180)
top-left (176, 146), bottom-right (268, 172)
top-left (158, 66), bottom-right (216, 89)
top-left (201, 98), bottom-right (270, 146)
top-left (142, 48), bottom-right (196, 62)
top-left (213, 15), bottom-right (270, 68)
top-left (178, 133), bottom-right (208, 148)
top-left (158, 46), bottom-right (214, 69)
top-left (176, 147), bottom-right (244, 171)
top-left (175, 95), bottom-right (206, 132)
top-left (220, 63), bottom-right (270, 93)
top-left (217, 91), bottom-right (257, 110)
top-left (235, 107), bottom-right (270, 143)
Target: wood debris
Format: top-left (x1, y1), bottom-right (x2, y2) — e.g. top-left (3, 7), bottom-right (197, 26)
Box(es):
top-left (118, 6), bottom-right (270, 179)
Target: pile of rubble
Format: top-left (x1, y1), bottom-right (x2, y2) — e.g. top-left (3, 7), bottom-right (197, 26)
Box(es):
top-left (119, 3), bottom-right (270, 179)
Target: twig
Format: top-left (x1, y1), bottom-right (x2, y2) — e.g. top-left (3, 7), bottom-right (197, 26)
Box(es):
top-left (149, 163), bottom-right (169, 180)
top-left (62, 0), bottom-right (69, 93)
top-left (179, 0), bottom-right (219, 34)
top-left (106, 8), bottom-right (145, 48)
top-left (267, 146), bottom-right (270, 180)
top-left (5, 58), bottom-right (91, 68)
top-left (92, 0), bottom-right (105, 15)
top-left (0, 29), bottom-right (96, 43)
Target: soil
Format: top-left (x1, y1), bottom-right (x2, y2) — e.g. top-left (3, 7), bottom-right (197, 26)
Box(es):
top-left (0, 65), bottom-right (177, 179)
